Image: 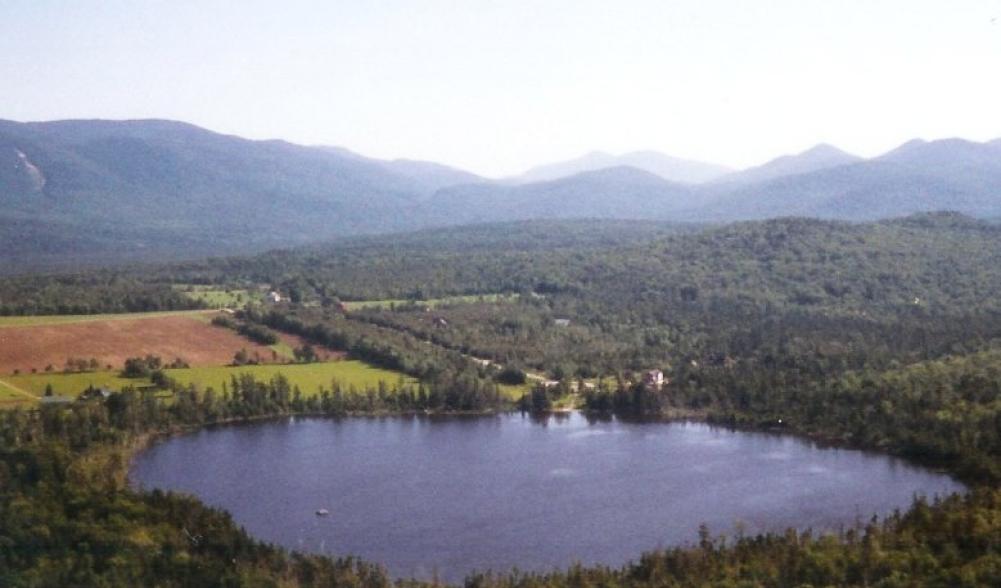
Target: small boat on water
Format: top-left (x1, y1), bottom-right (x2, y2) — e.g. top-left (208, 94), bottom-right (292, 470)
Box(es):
top-left (315, 508), bottom-right (330, 516)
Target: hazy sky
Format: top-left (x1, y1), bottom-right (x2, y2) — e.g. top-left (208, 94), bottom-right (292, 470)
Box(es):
top-left (2, 0), bottom-right (1000, 176)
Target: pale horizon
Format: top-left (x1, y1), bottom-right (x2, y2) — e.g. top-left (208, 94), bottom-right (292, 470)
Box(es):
top-left (3, 0), bottom-right (1000, 177)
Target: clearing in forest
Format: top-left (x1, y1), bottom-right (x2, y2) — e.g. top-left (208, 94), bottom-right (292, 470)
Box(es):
top-left (165, 361), bottom-right (415, 395)
top-left (0, 311), bottom-right (314, 376)
top-left (173, 285), bottom-right (263, 308)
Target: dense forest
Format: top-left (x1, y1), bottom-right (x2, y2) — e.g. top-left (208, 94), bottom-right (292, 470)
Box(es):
top-left (2, 213), bottom-right (1001, 585)
top-left (0, 273), bottom-right (199, 316)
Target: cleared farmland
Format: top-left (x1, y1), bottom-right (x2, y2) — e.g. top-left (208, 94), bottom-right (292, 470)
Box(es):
top-left (3, 371), bottom-right (145, 398)
top-left (166, 361), bottom-right (415, 394)
top-left (2, 360), bottom-right (413, 402)
top-left (173, 285), bottom-right (263, 308)
top-left (0, 311), bottom-right (311, 375)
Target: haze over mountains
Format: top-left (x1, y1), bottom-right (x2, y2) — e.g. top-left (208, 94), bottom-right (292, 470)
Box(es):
top-left (1, 117), bottom-right (1000, 270)
top-left (511, 150), bottom-right (733, 184)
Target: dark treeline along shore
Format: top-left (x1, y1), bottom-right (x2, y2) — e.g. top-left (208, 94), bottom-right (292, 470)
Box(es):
top-left (2, 212), bottom-right (1001, 586)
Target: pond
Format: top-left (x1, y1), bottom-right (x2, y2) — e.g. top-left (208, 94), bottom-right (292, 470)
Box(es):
top-left (130, 413), bottom-right (963, 582)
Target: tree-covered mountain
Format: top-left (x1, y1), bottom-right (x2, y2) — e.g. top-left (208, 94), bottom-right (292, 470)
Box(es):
top-left (3, 118), bottom-right (1001, 271)
top-left (315, 145), bottom-right (484, 195)
top-left (427, 138), bottom-right (1001, 227)
top-left (423, 167), bottom-right (702, 225)
top-left (696, 138), bottom-right (1001, 221)
top-left (0, 119), bottom-right (437, 269)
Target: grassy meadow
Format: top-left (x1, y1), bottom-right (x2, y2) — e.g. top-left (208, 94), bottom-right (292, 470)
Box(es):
top-left (174, 285), bottom-right (262, 308)
top-left (0, 360), bottom-right (416, 405)
top-left (2, 371), bottom-right (154, 398)
top-left (0, 379), bottom-right (37, 408)
top-left (165, 361), bottom-right (415, 395)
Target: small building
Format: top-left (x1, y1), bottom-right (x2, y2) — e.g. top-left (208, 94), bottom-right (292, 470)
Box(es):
top-left (266, 291), bottom-right (283, 304)
top-left (553, 318), bottom-right (571, 327)
top-left (642, 369), bottom-right (665, 390)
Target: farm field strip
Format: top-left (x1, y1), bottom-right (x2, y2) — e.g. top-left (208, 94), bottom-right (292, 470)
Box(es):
top-left (0, 360), bottom-right (415, 402)
top-left (0, 310), bottom-right (214, 328)
top-left (1, 371), bottom-right (149, 398)
top-left (174, 285), bottom-right (263, 308)
top-left (166, 361), bottom-right (415, 395)
top-left (0, 312), bottom-right (309, 375)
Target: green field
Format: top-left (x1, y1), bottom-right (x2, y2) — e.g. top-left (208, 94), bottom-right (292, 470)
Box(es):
top-left (174, 285), bottom-right (261, 308)
top-left (2, 371), bottom-right (149, 398)
top-left (0, 310), bottom-right (213, 328)
top-left (343, 293), bottom-right (517, 311)
top-left (0, 379), bottom-right (37, 408)
top-left (166, 361), bottom-right (415, 395)
top-left (0, 360), bottom-right (415, 405)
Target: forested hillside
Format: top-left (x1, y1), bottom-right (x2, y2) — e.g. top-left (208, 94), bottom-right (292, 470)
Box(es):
top-left (160, 211), bottom-right (1001, 316)
top-left (0, 119), bottom-right (437, 270)
top-left (3, 118), bottom-right (1000, 269)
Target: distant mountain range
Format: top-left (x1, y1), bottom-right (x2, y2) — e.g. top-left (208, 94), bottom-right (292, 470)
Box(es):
top-left (510, 150), bottom-right (733, 184)
top-left (1, 118), bottom-right (999, 270)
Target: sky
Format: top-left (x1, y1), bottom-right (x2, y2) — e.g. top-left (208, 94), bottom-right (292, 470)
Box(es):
top-left (2, 0), bottom-right (1000, 177)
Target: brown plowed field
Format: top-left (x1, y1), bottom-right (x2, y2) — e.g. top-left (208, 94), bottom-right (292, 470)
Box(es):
top-left (0, 313), bottom-right (335, 375)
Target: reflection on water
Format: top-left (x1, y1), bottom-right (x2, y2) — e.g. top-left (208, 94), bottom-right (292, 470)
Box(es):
top-left (130, 412), bottom-right (963, 582)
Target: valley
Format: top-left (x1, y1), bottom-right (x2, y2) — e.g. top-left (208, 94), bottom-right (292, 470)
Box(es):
top-left (3, 214), bottom-right (1001, 585)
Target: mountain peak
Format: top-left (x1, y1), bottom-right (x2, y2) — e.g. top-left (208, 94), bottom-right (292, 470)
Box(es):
top-left (514, 150), bottom-right (731, 184)
top-left (719, 143), bottom-right (861, 185)
top-left (801, 143), bottom-right (852, 157)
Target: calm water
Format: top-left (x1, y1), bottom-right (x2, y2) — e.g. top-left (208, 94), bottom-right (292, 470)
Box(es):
top-left (130, 413), bottom-right (962, 581)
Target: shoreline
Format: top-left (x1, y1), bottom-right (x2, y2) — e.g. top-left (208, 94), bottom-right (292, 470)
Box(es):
top-left (118, 406), bottom-right (971, 584)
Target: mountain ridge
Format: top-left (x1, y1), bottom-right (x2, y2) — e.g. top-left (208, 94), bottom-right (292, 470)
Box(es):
top-left (3, 117), bottom-right (1000, 269)
top-left (716, 143), bottom-right (862, 185)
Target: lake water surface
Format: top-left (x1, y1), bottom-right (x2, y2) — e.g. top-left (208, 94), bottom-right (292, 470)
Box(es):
top-left (130, 413), bottom-right (963, 581)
